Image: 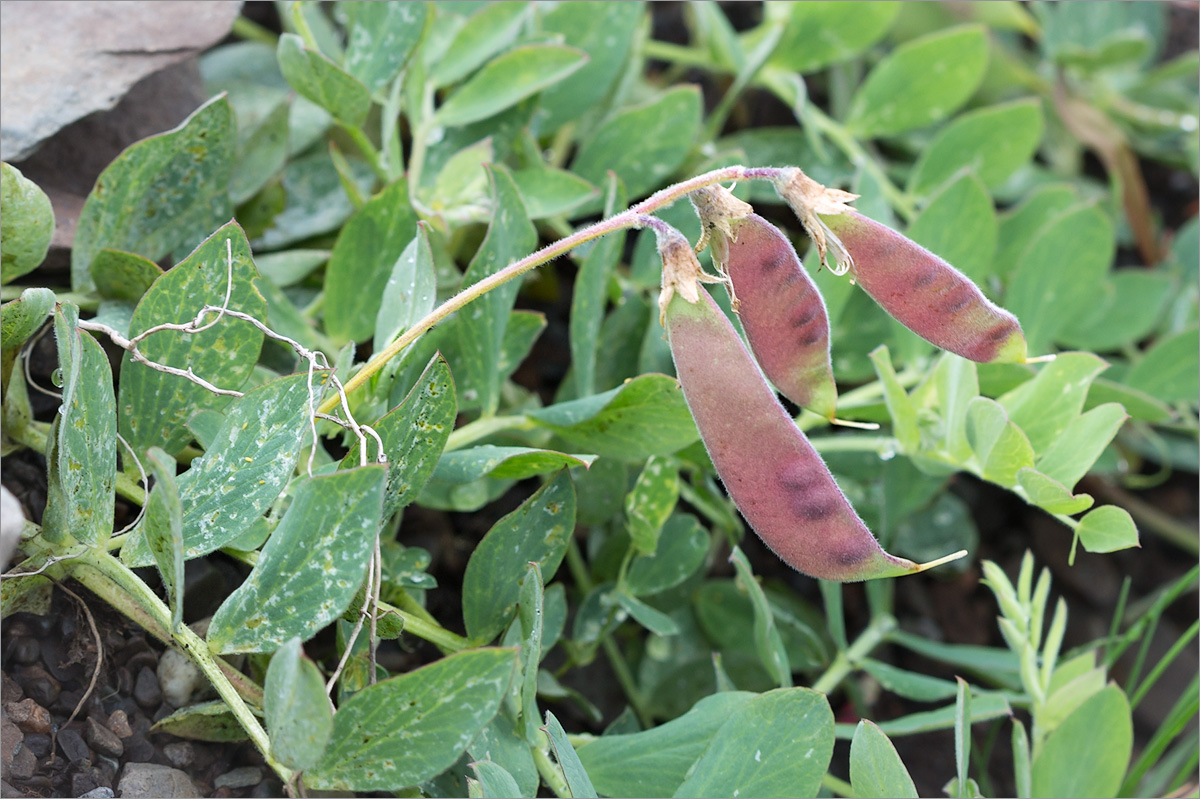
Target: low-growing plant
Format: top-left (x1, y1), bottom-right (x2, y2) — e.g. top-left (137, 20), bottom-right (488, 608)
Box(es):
top-left (2, 2), bottom-right (1196, 797)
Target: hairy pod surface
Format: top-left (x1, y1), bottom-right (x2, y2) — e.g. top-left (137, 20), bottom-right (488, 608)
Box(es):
top-left (664, 287), bottom-right (953, 581)
top-left (724, 214), bottom-right (837, 419)
top-left (821, 211), bottom-right (1027, 363)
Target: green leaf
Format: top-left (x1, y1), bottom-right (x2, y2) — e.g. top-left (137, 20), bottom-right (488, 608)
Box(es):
top-left (869, 345), bottom-right (920, 452)
top-left (991, 184), bottom-right (1080, 280)
top-left (834, 693), bottom-right (1012, 740)
top-left (674, 688), bottom-right (834, 798)
top-left (207, 465), bottom-right (385, 654)
top-left (541, 711), bottom-right (597, 798)
top-left (324, 179), bottom-right (419, 345)
top-left (468, 713), bottom-right (540, 798)
top-left (846, 26), bottom-right (988, 137)
top-left (470, 760), bottom-right (523, 799)
top-left (1007, 206), bottom-right (1115, 355)
top-left (770, 2), bottom-right (899, 74)
top-left (518, 563), bottom-right (544, 745)
top-left (307, 649), bottom-right (517, 791)
top-left (254, 150), bottom-right (375, 250)
top-left (528, 374), bottom-right (699, 461)
top-left (117, 222), bottom-right (266, 456)
top-left (456, 165), bottom-right (537, 415)
top-left (1, 163), bottom-right (54, 284)
top-left (462, 471), bottom-right (576, 644)
top-left (571, 87), bottom-right (703, 202)
top-left (625, 455), bottom-right (679, 556)
top-left (999, 352), bottom-right (1109, 452)
top-left (343, 1), bottom-right (428, 93)
top-left (1031, 685), bottom-right (1132, 798)
top-left (730, 548), bottom-right (792, 689)
top-left (934, 354), bottom-right (981, 465)
top-left (277, 33), bottom-right (371, 126)
top-left (139, 448), bottom-right (184, 631)
top-left (90, 250), bottom-right (162, 303)
top-left (431, 446), bottom-right (595, 484)
top-left (511, 168), bottom-right (599, 220)
top-left (434, 45), bottom-right (588, 128)
top-left (861, 658), bottom-right (958, 703)
top-left (954, 678), bottom-right (972, 798)
top-left (536, 2), bottom-right (645, 132)
top-left (614, 592), bottom-right (680, 637)
top-left (1076, 506), bottom-right (1140, 554)
top-left (1034, 403), bottom-right (1127, 490)
top-left (1039, 1), bottom-right (1162, 69)
top-left (254, 249), bottom-right (328, 288)
top-left (570, 177), bottom-right (627, 398)
top-left (151, 700), bottom-right (258, 742)
top-left (1057, 271), bottom-right (1174, 353)
top-left (264, 638), bottom-right (333, 770)
top-left (1, 287), bottom-right (55, 350)
top-left (905, 172), bottom-right (997, 283)
top-left (627, 513), bottom-right (709, 596)
top-left (72, 95), bottom-right (234, 292)
top-left (230, 98), bottom-right (290, 205)
top-left (1015, 468), bottom-right (1094, 515)
top-left (42, 308), bottom-right (116, 547)
top-left (577, 692), bottom-right (755, 798)
top-left (342, 355), bottom-right (456, 519)
top-left (121, 372), bottom-right (319, 567)
top-left (889, 631), bottom-right (1021, 686)
top-left (431, 3), bottom-right (531, 88)
top-left (1124, 327), bottom-right (1199, 404)
top-left (850, 720), bottom-right (919, 798)
top-left (909, 99), bottom-right (1045, 196)
top-left (965, 396), bottom-right (1034, 487)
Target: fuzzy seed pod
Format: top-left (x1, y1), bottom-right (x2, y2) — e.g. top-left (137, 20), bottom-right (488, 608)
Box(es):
top-left (821, 211), bottom-right (1027, 363)
top-left (723, 214), bottom-right (837, 419)
top-left (661, 250), bottom-right (964, 581)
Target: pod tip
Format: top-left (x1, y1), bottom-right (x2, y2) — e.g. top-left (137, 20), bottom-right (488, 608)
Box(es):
top-left (910, 549), bottom-right (970, 574)
top-left (1024, 353), bottom-right (1058, 364)
top-left (830, 417), bottom-right (880, 431)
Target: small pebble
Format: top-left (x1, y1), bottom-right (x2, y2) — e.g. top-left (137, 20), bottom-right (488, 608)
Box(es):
top-left (162, 741), bottom-right (193, 769)
top-left (6, 698), bottom-right (52, 734)
top-left (157, 648), bottom-right (204, 708)
top-left (214, 766), bottom-right (263, 789)
top-left (106, 709), bottom-right (132, 739)
top-left (85, 717), bottom-right (123, 759)
top-left (16, 666), bottom-right (60, 708)
top-left (2, 672), bottom-right (24, 702)
top-left (23, 733), bottom-right (51, 758)
top-left (123, 732), bottom-right (154, 763)
top-left (9, 637), bottom-right (40, 665)
top-left (132, 667), bottom-right (161, 709)
top-left (71, 767), bottom-right (103, 797)
top-left (57, 728), bottom-right (91, 764)
top-left (9, 744), bottom-right (36, 780)
top-left (116, 763), bottom-right (201, 799)
top-left (1, 712), bottom-right (22, 776)
top-left (78, 788), bottom-right (116, 799)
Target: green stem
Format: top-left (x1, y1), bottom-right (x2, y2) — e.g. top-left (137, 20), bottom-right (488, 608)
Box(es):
top-left (601, 635), bottom-right (651, 728)
top-left (822, 773), bottom-right (855, 798)
top-left (391, 590), bottom-right (469, 653)
top-left (0, 288), bottom-right (100, 308)
top-left (444, 414), bottom-right (534, 452)
top-left (812, 613), bottom-right (897, 695)
top-left (642, 39), bottom-right (714, 70)
top-left (231, 14), bottom-right (279, 46)
top-left (532, 743), bottom-right (572, 798)
top-left (339, 124), bottom-right (389, 184)
top-left (317, 165), bottom-right (772, 416)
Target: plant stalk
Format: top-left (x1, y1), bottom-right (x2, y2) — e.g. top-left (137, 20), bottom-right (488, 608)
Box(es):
top-left (812, 612), bottom-right (898, 695)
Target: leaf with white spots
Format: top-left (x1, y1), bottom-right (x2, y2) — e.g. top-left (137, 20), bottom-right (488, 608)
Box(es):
top-left (672, 688), bottom-right (834, 798)
top-left (462, 470), bottom-right (576, 645)
top-left (42, 305), bottom-right (116, 547)
top-left (121, 372), bottom-right (323, 567)
top-left (342, 355), bottom-right (456, 520)
top-left (625, 455), bottom-right (679, 556)
top-left (305, 648), bottom-right (517, 792)
top-left (206, 464), bottom-right (386, 654)
top-left (117, 222), bottom-right (267, 457)
top-left (342, 1), bottom-right (428, 94)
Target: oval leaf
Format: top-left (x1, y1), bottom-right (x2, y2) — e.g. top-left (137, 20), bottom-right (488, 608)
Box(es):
top-left (1076, 505), bottom-right (1140, 554)
top-left (265, 638), bottom-right (333, 771)
top-left (1, 163), bottom-right (54, 284)
top-left (434, 45), bottom-right (588, 128)
top-left (850, 720), bottom-right (919, 799)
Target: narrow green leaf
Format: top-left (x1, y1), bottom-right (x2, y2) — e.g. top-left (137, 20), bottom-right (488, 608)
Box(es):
top-left (343, 1), bottom-right (428, 93)
top-left (151, 700), bottom-right (257, 742)
top-left (543, 711), bottom-right (598, 799)
top-left (463, 471), bottom-right (576, 644)
top-left (730, 547), bottom-right (791, 689)
top-left (934, 353), bottom-right (981, 464)
top-left (434, 45), bottom-right (588, 128)
top-left (834, 693), bottom-right (1012, 740)
top-left (264, 638), bottom-right (333, 771)
top-left (1012, 719), bottom-right (1032, 798)
top-left (456, 165), bottom-right (537, 415)
top-left (625, 455), bottom-right (679, 556)
top-left (850, 720), bottom-right (919, 798)
top-left (342, 355), bottom-right (456, 519)
top-left (909, 99), bottom-right (1045, 196)
top-left (470, 760), bottom-right (522, 799)
top-left (72, 95), bottom-right (234, 292)
top-left (614, 592), bottom-right (680, 637)
top-left (230, 98), bottom-right (290, 205)
top-left (1034, 403), bottom-right (1127, 489)
top-left (1015, 468), bottom-right (1095, 515)
top-left (277, 33), bottom-right (371, 126)
top-left (42, 307), bottom-right (116, 547)
top-left (999, 352), bottom-right (1109, 452)
top-left (1125, 327), bottom-right (1199, 404)
top-left (117, 222), bottom-right (266, 456)
top-left (207, 465), bottom-right (386, 654)
top-left (954, 678), bottom-right (972, 798)
top-left (627, 514), bottom-right (709, 597)
top-left (771, 2), bottom-right (899, 74)
top-left (869, 346), bottom-right (919, 452)
top-left (325, 179), bottom-right (419, 345)
top-left (860, 658), bottom-right (958, 703)
top-left (846, 26), bottom-right (988, 137)
top-left (431, 2), bottom-right (531, 88)
top-left (674, 688), bottom-right (834, 798)
top-left (518, 563), bottom-right (544, 746)
top-left (1, 163), bottom-right (54, 284)
top-left (889, 632), bottom-right (1021, 685)
top-left (528, 374), bottom-right (699, 461)
top-left (511, 168), bottom-right (599, 220)
top-left (431, 446), bottom-right (595, 484)
top-left (121, 372), bottom-right (321, 567)
top-left (1076, 506), bottom-right (1140, 554)
top-left (571, 87), bottom-right (703, 202)
top-left (1031, 685), bottom-right (1132, 798)
top-left (140, 447), bottom-right (184, 631)
top-left (1, 287), bottom-right (55, 350)
top-left (307, 649), bottom-right (517, 791)
top-left (254, 249), bottom-right (328, 288)
top-left (570, 176), bottom-right (627, 398)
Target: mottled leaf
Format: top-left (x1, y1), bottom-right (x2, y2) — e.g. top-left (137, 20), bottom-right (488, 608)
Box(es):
top-left (265, 638), bottom-right (333, 770)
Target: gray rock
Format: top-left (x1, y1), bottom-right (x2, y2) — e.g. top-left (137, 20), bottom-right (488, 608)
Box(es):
top-left (116, 764), bottom-right (201, 799)
top-left (8, 744), bottom-right (34, 781)
top-left (85, 717), bottom-right (123, 759)
top-left (214, 766), bottom-right (262, 789)
top-left (132, 668), bottom-right (161, 710)
top-left (78, 788), bottom-right (116, 798)
top-left (1, 709), bottom-right (22, 781)
top-left (57, 728), bottom-right (91, 763)
top-left (161, 741), bottom-right (193, 769)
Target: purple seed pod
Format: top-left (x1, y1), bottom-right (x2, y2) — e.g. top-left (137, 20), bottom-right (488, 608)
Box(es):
top-left (821, 211), bottom-right (1027, 363)
top-left (724, 214), bottom-right (837, 419)
top-left (661, 255), bottom-right (964, 581)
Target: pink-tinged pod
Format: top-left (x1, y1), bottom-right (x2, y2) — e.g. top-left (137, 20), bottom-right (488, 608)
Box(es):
top-left (821, 211), bottom-right (1027, 364)
top-left (662, 277), bottom-right (964, 582)
top-left (724, 214), bottom-right (837, 419)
